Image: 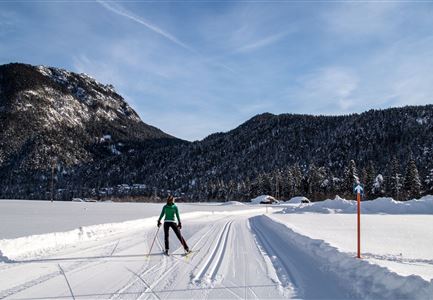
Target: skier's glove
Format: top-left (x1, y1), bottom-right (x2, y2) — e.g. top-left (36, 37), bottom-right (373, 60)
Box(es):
top-left (177, 222), bottom-right (182, 229)
top-left (157, 220), bottom-right (161, 228)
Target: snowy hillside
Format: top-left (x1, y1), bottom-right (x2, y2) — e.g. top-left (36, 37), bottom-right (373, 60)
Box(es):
top-left (0, 63), bottom-right (181, 200)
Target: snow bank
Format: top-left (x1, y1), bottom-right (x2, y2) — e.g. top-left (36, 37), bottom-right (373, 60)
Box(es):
top-left (0, 217), bottom-right (155, 262)
top-left (282, 195), bottom-right (433, 214)
top-left (220, 201), bottom-right (245, 206)
top-left (251, 195), bottom-right (278, 204)
top-left (263, 216), bottom-right (433, 299)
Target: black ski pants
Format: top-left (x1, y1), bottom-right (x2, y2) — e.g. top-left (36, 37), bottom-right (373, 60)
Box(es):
top-left (164, 222), bottom-right (189, 251)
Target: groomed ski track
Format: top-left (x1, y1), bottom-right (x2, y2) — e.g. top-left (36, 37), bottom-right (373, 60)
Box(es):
top-left (1, 211), bottom-right (358, 299)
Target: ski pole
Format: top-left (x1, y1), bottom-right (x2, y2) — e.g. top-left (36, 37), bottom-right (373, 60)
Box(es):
top-left (177, 227), bottom-right (188, 252)
top-left (147, 226), bottom-right (160, 257)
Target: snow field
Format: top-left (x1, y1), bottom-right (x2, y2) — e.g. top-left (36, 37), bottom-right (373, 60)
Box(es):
top-left (1, 198), bottom-right (433, 299)
top-left (0, 200), bottom-right (255, 239)
top-left (261, 215), bottom-right (433, 299)
top-left (271, 214), bottom-right (433, 268)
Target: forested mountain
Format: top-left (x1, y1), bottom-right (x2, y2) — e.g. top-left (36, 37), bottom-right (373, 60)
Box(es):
top-left (0, 63), bottom-right (183, 199)
top-left (1, 63), bottom-right (432, 201)
top-left (81, 107), bottom-right (431, 201)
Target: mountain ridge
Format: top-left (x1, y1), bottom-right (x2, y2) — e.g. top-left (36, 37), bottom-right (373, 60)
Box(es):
top-left (1, 63), bottom-right (432, 201)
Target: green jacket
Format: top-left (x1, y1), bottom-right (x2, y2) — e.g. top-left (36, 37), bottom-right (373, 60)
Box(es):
top-left (158, 204), bottom-right (180, 222)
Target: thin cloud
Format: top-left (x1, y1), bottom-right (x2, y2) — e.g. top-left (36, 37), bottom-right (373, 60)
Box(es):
top-left (96, 0), bottom-right (194, 53)
top-left (285, 66), bottom-right (359, 114)
top-left (234, 31), bottom-right (288, 53)
top-left (322, 2), bottom-right (401, 40)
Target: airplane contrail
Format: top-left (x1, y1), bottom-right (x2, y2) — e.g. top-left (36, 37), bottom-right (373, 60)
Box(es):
top-left (96, 0), bottom-right (236, 74)
top-left (96, 0), bottom-right (195, 53)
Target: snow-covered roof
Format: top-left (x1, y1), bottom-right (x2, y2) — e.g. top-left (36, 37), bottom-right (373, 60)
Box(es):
top-left (251, 195), bottom-right (278, 204)
top-left (286, 196), bottom-right (310, 204)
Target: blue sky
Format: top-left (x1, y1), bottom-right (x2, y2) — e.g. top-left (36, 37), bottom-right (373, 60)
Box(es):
top-left (1, 1), bottom-right (433, 141)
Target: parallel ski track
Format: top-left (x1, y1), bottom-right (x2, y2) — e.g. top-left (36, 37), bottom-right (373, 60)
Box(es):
top-left (208, 221), bottom-right (232, 281)
top-left (199, 219), bottom-right (260, 300)
top-left (139, 221), bottom-right (224, 300)
top-left (193, 220), bottom-right (233, 284)
top-left (158, 219), bottom-right (233, 300)
top-left (0, 230), bottom-right (149, 299)
top-left (137, 222), bottom-right (222, 300)
top-left (2, 216), bottom-right (240, 300)
top-left (110, 220), bottom-right (222, 300)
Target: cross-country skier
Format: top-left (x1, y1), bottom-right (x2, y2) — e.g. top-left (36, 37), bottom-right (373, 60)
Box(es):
top-left (157, 195), bottom-right (189, 255)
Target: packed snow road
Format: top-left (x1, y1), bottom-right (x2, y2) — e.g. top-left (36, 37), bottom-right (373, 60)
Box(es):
top-left (0, 210), bottom-right (360, 300)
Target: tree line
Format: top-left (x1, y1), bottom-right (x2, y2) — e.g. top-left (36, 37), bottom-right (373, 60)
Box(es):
top-left (186, 157), bottom-right (432, 202)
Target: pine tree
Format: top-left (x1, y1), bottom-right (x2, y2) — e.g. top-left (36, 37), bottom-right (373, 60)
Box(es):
top-left (343, 160), bottom-right (359, 197)
top-left (360, 167), bottom-right (367, 187)
top-left (306, 163), bottom-right (317, 196)
top-left (227, 179), bottom-right (236, 200)
top-left (255, 173), bottom-right (264, 195)
top-left (291, 164), bottom-right (303, 197)
top-left (271, 169), bottom-right (283, 199)
top-left (249, 176), bottom-right (260, 198)
top-left (244, 177), bottom-right (252, 200)
top-left (404, 158), bottom-right (422, 200)
top-left (262, 172), bottom-right (272, 195)
top-left (217, 179), bottom-right (227, 200)
top-left (256, 172), bottom-right (272, 196)
top-left (317, 166), bottom-right (328, 198)
top-left (365, 161), bottom-right (376, 199)
top-left (319, 167), bottom-right (332, 199)
top-left (425, 169), bottom-right (433, 195)
top-left (372, 174), bottom-right (385, 197)
top-left (280, 167), bottom-right (292, 199)
top-left (386, 157), bottom-right (403, 200)
top-left (307, 163), bottom-right (327, 199)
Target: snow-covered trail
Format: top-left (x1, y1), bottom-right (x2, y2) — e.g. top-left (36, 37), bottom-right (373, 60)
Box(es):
top-left (1, 213), bottom-right (289, 299)
top-left (140, 215), bottom-right (288, 300)
top-left (1, 211), bottom-right (387, 300)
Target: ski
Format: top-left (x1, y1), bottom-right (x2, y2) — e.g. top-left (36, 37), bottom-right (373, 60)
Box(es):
top-left (183, 249), bottom-right (200, 261)
top-left (183, 250), bottom-right (192, 257)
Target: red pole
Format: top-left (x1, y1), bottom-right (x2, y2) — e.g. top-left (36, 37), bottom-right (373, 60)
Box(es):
top-left (357, 192), bottom-right (361, 258)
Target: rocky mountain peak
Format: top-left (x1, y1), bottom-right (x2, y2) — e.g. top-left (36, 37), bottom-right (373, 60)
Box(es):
top-left (0, 63), bottom-right (178, 174)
